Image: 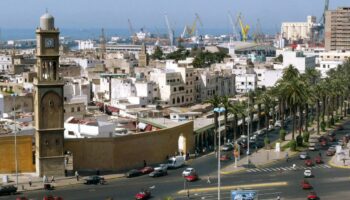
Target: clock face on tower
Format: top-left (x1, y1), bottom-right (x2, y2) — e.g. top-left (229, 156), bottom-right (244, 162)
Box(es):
top-left (44, 38), bottom-right (55, 48)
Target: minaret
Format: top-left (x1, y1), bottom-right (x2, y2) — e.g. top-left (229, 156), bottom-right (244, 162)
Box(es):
top-left (34, 12), bottom-right (65, 177)
top-left (138, 43), bottom-right (148, 67)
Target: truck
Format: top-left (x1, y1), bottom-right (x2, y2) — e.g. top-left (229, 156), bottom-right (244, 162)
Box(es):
top-left (167, 156), bottom-right (185, 169)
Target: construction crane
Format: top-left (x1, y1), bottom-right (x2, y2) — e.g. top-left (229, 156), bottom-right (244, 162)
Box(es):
top-left (253, 19), bottom-right (265, 43)
top-left (228, 11), bottom-right (239, 41)
top-left (236, 13), bottom-right (250, 42)
top-left (164, 14), bottom-right (174, 46)
top-left (320, 0), bottom-right (329, 25)
top-left (128, 19), bottom-right (137, 44)
top-left (310, 0), bottom-right (329, 46)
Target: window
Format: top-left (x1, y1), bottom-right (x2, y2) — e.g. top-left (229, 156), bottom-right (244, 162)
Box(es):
top-left (190, 73), bottom-right (192, 77)
top-left (71, 107), bottom-right (74, 112)
top-left (77, 107), bottom-right (81, 112)
top-left (64, 97), bottom-right (67, 101)
top-left (154, 88), bottom-right (157, 91)
top-left (177, 79), bottom-right (180, 82)
top-left (241, 82), bottom-right (244, 85)
top-left (248, 82), bottom-right (252, 85)
top-left (182, 96), bottom-right (184, 102)
top-left (173, 98), bottom-right (175, 104)
top-left (174, 87), bottom-right (177, 92)
top-left (68, 131), bottom-right (75, 136)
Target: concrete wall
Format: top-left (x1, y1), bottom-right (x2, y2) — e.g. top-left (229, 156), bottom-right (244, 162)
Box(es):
top-left (64, 121), bottom-right (194, 172)
top-left (0, 135), bottom-right (35, 173)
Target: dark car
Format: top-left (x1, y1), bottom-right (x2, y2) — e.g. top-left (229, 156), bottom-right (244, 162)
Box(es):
top-left (149, 168), bottom-right (167, 177)
top-left (126, 169), bottom-right (142, 178)
top-left (222, 144), bottom-right (234, 151)
top-left (84, 175), bottom-right (105, 185)
top-left (327, 147), bottom-right (336, 156)
top-left (305, 159), bottom-right (313, 167)
top-left (0, 185), bottom-right (17, 195)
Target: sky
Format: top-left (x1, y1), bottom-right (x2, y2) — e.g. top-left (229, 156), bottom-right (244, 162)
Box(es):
top-left (0, 0), bottom-right (350, 32)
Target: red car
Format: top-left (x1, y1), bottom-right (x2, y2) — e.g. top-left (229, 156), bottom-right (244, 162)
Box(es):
top-left (315, 156), bottom-right (323, 164)
top-left (305, 159), bottom-right (313, 167)
top-left (135, 190), bottom-right (151, 200)
top-left (220, 154), bottom-right (231, 161)
top-left (184, 173), bottom-right (198, 182)
top-left (307, 191), bottom-right (318, 200)
top-left (43, 196), bottom-right (63, 200)
top-left (140, 166), bottom-right (154, 174)
top-left (301, 180), bottom-right (312, 189)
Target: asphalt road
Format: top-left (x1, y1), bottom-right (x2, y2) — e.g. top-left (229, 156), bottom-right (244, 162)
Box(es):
top-left (4, 120), bottom-right (350, 200)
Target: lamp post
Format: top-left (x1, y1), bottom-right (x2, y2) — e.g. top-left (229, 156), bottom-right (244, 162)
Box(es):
top-left (11, 93), bottom-right (18, 188)
top-left (214, 107), bottom-right (225, 200)
top-left (245, 75), bottom-right (251, 165)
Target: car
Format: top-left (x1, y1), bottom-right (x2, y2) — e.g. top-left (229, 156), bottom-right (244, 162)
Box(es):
top-left (253, 129), bottom-right (267, 136)
top-left (149, 167), bottom-right (167, 177)
top-left (16, 197), bottom-right (28, 200)
top-left (304, 169), bottom-right (313, 178)
top-left (84, 175), bottom-right (105, 185)
top-left (307, 191), bottom-right (318, 200)
top-left (326, 147), bottom-right (336, 156)
top-left (0, 185), bottom-right (17, 195)
top-left (305, 159), bottom-right (313, 167)
top-left (318, 136), bottom-right (326, 142)
top-left (43, 196), bottom-right (63, 200)
top-left (301, 180), bottom-right (312, 189)
top-left (222, 143), bottom-right (234, 151)
top-left (184, 173), bottom-right (198, 182)
top-left (135, 189), bottom-right (151, 200)
top-left (315, 156), bottom-right (323, 164)
top-left (320, 138), bottom-right (328, 148)
top-left (328, 135), bottom-right (336, 142)
top-left (328, 131), bottom-right (336, 137)
top-left (308, 143), bottom-right (317, 151)
top-left (140, 167), bottom-right (154, 174)
top-left (299, 152), bottom-right (309, 159)
top-left (126, 169), bottom-right (142, 178)
top-left (274, 120), bottom-right (282, 127)
top-left (220, 154), bottom-right (231, 161)
top-left (182, 168), bottom-right (196, 176)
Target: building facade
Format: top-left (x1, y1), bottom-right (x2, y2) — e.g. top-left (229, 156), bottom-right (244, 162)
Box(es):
top-left (325, 7), bottom-right (350, 51)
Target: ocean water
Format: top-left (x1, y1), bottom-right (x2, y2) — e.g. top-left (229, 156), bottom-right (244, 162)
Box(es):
top-left (0, 28), bottom-right (275, 41)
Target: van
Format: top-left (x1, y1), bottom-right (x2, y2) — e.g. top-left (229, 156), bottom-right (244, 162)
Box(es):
top-left (167, 156), bottom-right (185, 169)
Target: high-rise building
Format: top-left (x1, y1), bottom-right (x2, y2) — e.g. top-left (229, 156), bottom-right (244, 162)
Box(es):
top-left (325, 7), bottom-right (350, 51)
top-left (34, 12), bottom-right (65, 177)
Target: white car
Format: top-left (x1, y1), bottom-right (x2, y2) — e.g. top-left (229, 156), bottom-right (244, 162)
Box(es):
top-left (182, 168), bottom-right (195, 176)
top-left (304, 169), bottom-right (312, 178)
top-left (299, 152), bottom-right (309, 160)
top-left (274, 120), bottom-right (282, 127)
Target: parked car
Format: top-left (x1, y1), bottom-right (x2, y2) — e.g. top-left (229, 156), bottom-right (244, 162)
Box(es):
top-left (149, 167), bottom-right (167, 177)
top-left (326, 147), bottom-right (336, 156)
top-left (126, 169), bottom-right (142, 178)
top-left (16, 197), bottom-right (28, 200)
top-left (308, 143), bottom-right (317, 151)
top-left (253, 129), bottom-right (267, 136)
top-left (84, 175), bottom-right (105, 185)
top-left (304, 169), bottom-right (313, 178)
top-left (0, 185), bottom-right (17, 195)
top-left (222, 143), bottom-right (234, 151)
top-left (43, 196), bottom-right (63, 200)
top-left (135, 189), bottom-right (151, 200)
top-left (299, 151), bottom-right (309, 160)
top-left (274, 120), bottom-right (282, 127)
top-left (328, 135), bottom-right (336, 142)
top-left (305, 159), bottom-right (313, 167)
top-left (220, 154), bottom-right (231, 161)
top-left (320, 138), bottom-right (328, 148)
top-left (315, 156), bottom-right (323, 164)
top-left (307, 191), bottom-right (318, 200)
top-left (182, 168), bottom-right (196, 176)
top-left (140, 167), bottom-right (154, 174)
top-left (301, 180), bottom-right (312, 189)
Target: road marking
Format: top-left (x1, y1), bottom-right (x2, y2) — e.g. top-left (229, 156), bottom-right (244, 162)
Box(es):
top-left (324, 164), bottom-right (331, 168)
top-left (177, 181), bottom-right (288, 194)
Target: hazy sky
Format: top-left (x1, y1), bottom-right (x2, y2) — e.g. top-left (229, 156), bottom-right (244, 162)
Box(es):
top-left (1, 0), bottom-right (350, 31)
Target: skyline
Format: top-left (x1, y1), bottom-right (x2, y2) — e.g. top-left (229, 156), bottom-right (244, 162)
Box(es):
top-left (1, 0), bottom-right (350, 31)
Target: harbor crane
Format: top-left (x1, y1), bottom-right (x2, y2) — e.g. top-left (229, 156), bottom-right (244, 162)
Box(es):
top-left (164, 14), bottom-right (174, 46)
top-left (235, 13), bottom-right (250, 42)
top-left (181, 13), bottom-right (203, 38)
top-left (310, 0), bottom-right (329, 46)
top-left (128, 18), bottom-right (137, 44)
top-left (228, 11), bottom-right (239, 41)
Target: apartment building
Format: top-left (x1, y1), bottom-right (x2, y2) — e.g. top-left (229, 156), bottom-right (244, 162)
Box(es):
top-left (325, 7), bottom-right (350, 51)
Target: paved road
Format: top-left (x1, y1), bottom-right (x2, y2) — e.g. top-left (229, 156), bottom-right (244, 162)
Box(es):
top-left (4, 120), bottom-right (350, 200)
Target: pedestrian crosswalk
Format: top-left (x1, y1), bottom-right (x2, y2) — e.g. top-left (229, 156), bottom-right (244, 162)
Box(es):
top-left (246, 164), bottom-right (331, 173)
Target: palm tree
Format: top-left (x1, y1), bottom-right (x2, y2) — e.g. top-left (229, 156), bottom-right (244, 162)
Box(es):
top-left (206, 95), bottom-right (222, 149)
top-left (221, 96), bottom-right (231, 142)
top-left (228, 101), bottom-right (244, 142)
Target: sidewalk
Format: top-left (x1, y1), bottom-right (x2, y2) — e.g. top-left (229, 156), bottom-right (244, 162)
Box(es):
top-left (0, 172), bottom-right (124, 192)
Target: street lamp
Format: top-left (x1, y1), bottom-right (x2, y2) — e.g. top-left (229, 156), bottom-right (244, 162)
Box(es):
top-left (214, 107), bottom-right (225, 200)
top-left (11, 93), bottom-right (18, 188)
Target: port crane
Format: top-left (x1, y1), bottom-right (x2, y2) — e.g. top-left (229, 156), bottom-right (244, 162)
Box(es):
top-left (181, 13), bottom-right (203, 38)
top-left (228, 11), bottom-right (239, 41)
top-left (128, 19), bottom-right (137, 44)
top-left (164, 14), bottom-right (175, 46)
top-left (236, 13), bottom-right (250, 42)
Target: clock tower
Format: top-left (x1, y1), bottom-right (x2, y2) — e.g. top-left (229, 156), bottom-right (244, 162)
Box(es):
top-left (34, 12), bottom-right (65, 177)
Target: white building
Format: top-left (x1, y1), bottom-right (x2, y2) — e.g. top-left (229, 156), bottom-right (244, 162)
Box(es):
top-left (76, 40), bottom-right (96, 50)
top-left (275, 50), bottom-right (316, 73)
top-left (0, 54), bottom-right (12, 72)
top-left (235, 68), bottom-right (258, 93)
top-left (281, 16), bottom-right (316, 41)
top-left (255, 68), bottom-right (283, 88)
top-left (317, 50), bottom-right (350, 77)
top-left (64, 117), bottom-right (116, 138)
